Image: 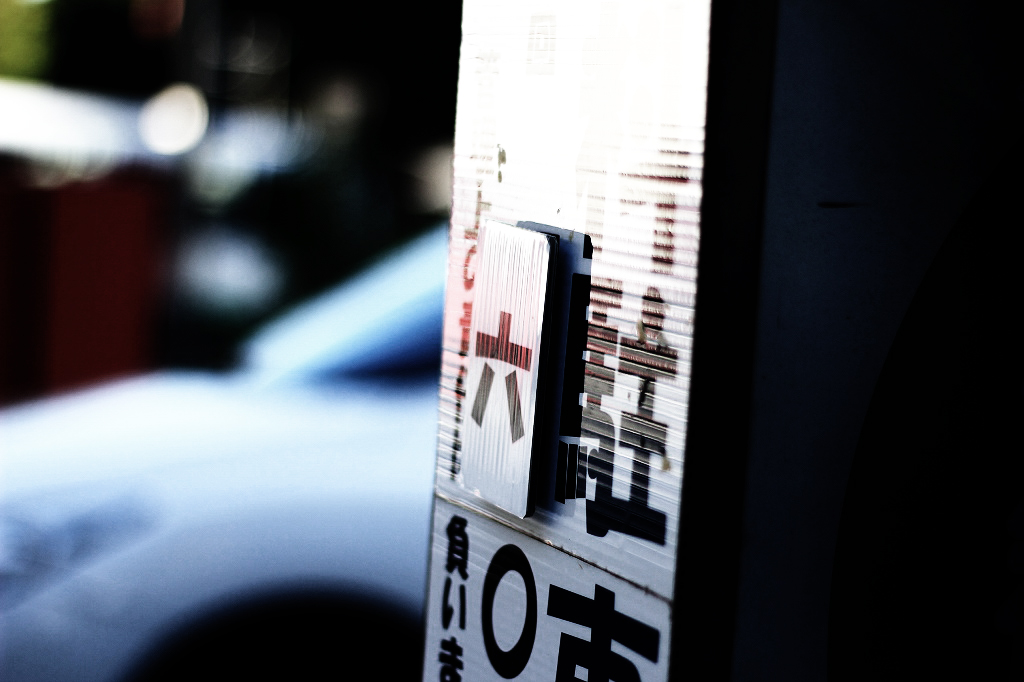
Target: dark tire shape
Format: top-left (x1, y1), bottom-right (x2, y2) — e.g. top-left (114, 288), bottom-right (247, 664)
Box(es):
top-left (122, 588), bottom-right (423, 682)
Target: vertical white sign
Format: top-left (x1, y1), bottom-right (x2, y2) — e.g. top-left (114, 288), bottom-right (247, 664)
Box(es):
top-left (427, 0), bottom-right (711, 679)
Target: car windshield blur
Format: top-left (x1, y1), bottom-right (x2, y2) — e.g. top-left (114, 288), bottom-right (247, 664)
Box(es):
top-left (237, 223), bottom-right (447, 387)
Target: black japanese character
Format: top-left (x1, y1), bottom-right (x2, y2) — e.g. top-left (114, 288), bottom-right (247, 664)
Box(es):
top-left (555, 441), bottom-right (588, 503)
top-left (584, 406), bottom-right (668, 545)
top-left (446, 516), bottom-right (469, 579)
top-left (438, 636), bottom-right (464, 682)
top-left (482, 544), bottom-right (537, 678)
top-left (547, 584), bottom-right (660, 682)
top-left (442, 576), bottom-right (466, 630)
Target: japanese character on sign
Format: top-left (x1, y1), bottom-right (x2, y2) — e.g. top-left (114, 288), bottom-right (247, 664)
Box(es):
top-left (446, 515), bottom-right (469, 580)
top-left (443, 515), bottom-right (469, 631)
top-left (581, 283), bottom-right (674, 546)
top-left (442, 577), bottom-right (466, 630)
top-left (585, 412), bottom-right (669, 545)
top-left (438, 636), bottom-right (464, 682)
top-left (547, 583), bottom-right (660, 682)
top-left (481, 544), bottom-right (538, 679)
top-left (439, 516), bottom-right (469, 679)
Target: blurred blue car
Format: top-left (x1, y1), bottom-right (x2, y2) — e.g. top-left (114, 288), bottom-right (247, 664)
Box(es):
top-left (0, 226), bottom-right (447, 681)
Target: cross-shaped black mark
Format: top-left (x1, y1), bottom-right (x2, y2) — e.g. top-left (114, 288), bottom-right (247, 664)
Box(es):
top-left (471, 312), bottom-right (533, 442)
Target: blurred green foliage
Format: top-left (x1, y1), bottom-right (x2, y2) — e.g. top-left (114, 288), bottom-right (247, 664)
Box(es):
top-left (0, 0), bottom-right (52, 80)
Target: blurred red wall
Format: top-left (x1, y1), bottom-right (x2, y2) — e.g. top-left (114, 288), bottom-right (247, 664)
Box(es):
top-left (0, 164), bottom-right (168, 405)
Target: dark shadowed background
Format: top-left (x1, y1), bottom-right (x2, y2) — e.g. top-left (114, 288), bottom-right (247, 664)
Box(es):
top-left (0, 0), bottom-right (462, 403)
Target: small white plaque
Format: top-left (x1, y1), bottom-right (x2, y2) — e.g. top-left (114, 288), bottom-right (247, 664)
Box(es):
top-left (461, 220), bottom-right (553, 518)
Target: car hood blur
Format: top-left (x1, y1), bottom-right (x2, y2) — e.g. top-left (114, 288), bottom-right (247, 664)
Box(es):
top-left (0, 373), bottom-right (440, 682)
top-left (0, 224), bottom-right (449, 506)
top-left (0, 225), bottom-right (447, 654)
top-left (0, 371), bottom-right (439, 618)
top-left (1, 372), bottom-right (438, 516)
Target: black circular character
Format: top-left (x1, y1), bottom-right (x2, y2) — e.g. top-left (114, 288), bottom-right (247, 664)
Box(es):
top-left (481, 544), bottom-right (538, 678)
